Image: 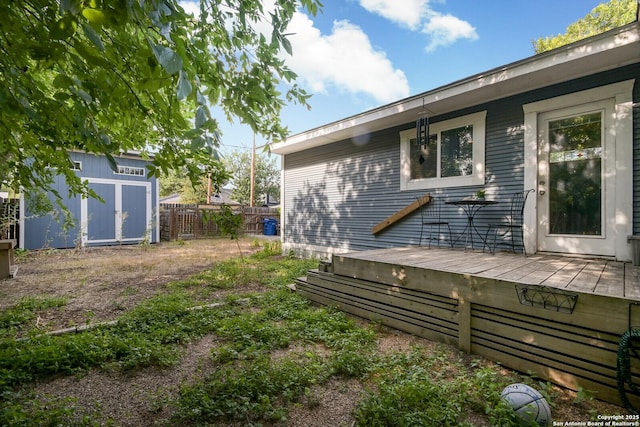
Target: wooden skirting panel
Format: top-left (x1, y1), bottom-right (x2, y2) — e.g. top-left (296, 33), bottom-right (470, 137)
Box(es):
top-left (295, 267), bottom-right (640, 407)
top-left (299, 270), bottom-right (459, 346)
top-left (470, 303), bottom-right (638, 405)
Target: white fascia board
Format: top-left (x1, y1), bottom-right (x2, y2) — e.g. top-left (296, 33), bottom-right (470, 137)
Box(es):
top-left (272, 23), bottom-right (639, 156)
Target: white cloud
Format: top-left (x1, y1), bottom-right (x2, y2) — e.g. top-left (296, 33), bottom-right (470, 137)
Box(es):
top-left (422, 13), bottom-right (479, 51)
top-left (285, 15), bottom-right (410, 104)
top-left (176, 1), bottom-right (409, 104)
top-left (178, 1), bottom-right (200, 17)
top-left (359, 0), bottom-right (430, 29)
top-left (359, 0), bottom-right (478, 51)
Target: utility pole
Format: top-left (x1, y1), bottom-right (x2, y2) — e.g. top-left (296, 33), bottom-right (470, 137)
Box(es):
top-left (250, 133), bottom-right (256, 207)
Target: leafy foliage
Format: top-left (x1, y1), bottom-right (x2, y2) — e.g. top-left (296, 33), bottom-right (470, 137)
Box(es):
top-left (224, 149), bottom-right (281, 205)
top-left (174, 354), bottom-right (324, 424)
top-left (0, 0), bottom-right (321, 201)
top-left (533, 0), bottom-right (636, 53)
top-left (0, 391), bottom-right (105, 427)
top-left (212, 204), bottom-right (243, 240)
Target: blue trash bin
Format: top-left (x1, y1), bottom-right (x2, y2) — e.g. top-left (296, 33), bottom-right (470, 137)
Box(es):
top-left (263, 218), bottom-right (277, 236)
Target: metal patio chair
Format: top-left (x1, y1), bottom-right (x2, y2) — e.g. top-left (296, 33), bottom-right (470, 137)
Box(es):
top-left (418, 196), bottom-right (453, 249)
top-left (484, 189), bottom-right (534, 255)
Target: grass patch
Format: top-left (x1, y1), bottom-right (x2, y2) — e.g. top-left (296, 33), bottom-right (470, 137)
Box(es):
top-left (0, 245), bottom-right (555, 426)
top-left (355, 346), bottom-right (524, 426)
top-left (0, 390), bottom-right (108, 427)
top-left (173, 353), bottom-right (324, 425)
top-left (0, 297), bottom-right (67, 337)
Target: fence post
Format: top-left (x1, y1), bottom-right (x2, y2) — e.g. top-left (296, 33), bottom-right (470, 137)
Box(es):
top-left (194, 209), bottom-right (200, 239)
top-left (169, 208), bottom-right (177, 241)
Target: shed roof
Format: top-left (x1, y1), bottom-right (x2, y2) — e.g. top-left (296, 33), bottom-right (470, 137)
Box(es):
top-left (272, 21), bottom-right (640, 155)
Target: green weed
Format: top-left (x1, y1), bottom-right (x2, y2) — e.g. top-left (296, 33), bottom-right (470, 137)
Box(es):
top-left (252, 240), bottom-right (282, 258)
top-left (0, 296), bottom-right (67, 336)
top-left (0, 250), bottom-right (548, 426)
top-left (0, 390), bottom-right (110, 427)
top-left (172, 353), bottom-right (323, 425)
top-left (355, 345), bottom-right (522, 427)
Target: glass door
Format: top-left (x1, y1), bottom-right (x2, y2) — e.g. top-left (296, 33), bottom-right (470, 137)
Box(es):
top-left (537, 104), bottom-right (615, 256)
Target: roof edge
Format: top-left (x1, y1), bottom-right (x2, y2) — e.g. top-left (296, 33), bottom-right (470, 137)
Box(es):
top-left (272, 21), bottom-right (639, 155)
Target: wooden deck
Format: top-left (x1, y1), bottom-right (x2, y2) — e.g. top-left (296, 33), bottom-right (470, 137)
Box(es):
top-left (295, 246), bottom-right (640, 407)
top-left (339, 247), bottom-right (640, 299)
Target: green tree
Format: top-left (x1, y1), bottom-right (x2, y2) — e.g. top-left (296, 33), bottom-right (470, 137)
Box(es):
top-left (1, 0), bottom-right (320, 201)
top-left (533, 0), bottom-right (636, 53)
top-left (159, 169), bottom-right (189, 199)
top-left (159, 165), bottom-right (230, 204)
top-left (179, 176), bottom-right (208, 204)
top-left (225, 150), bottom-right (280, 206)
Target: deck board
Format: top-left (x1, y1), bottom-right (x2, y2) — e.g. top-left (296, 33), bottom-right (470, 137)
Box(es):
top-left (477, 255), bottom-right (546, 280)
top-left (540, 260), bottom-right (588, 288)
top-left (625, 263), bottom-right (640, 299)
top-left (495, 256), bottom-right (558, 284)
top-left (594, 262), bottom-right (625, 297)
top-left (334, 247), bottom-right (640, 299)
top-left (565, 262), bottom-right (607, 293)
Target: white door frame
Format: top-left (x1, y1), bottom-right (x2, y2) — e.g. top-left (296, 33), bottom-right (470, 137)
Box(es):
top-left (80, 178), bottom-right (152, 246)
top-left (523, 80), bottom-right (634, 261)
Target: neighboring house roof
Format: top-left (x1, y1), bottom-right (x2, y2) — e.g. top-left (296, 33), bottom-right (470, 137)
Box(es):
top-left (159, 194), bottom-right (182, 204)
top-left (272, 21), bottom-right (640, 155)
top-left (210, 188), bottom-right (241, 205)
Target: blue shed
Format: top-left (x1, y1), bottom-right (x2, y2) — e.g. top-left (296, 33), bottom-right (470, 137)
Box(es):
top-left (20, 151), bottom-right (159, 250)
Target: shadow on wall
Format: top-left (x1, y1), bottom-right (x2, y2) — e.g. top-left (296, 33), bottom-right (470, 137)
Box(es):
top-left (287, 180), bottom-right (332, 248)
top-left (286, 146), bottom-right (397, 254)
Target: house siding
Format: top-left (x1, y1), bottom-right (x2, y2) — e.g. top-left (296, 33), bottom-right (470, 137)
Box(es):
top-left (282, 65), bottom-right (640, 258)
top-left (22, 177), bottom-right (83, 249)
top-left (22, 152), bottom-right (158, 250)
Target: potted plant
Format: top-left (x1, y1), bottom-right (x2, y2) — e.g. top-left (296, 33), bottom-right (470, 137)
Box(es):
top-left (475, 189), bottom-right (486, 200)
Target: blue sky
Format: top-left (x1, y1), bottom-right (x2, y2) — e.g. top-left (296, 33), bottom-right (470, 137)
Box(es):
top-left (183, 0), bottom-right (610, 155)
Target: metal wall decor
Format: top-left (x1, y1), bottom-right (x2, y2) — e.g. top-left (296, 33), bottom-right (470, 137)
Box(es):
top-left (515, 284), bottom-right (578, 314)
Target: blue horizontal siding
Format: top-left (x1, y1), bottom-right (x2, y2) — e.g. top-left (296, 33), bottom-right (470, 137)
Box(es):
top-left (282, 65), bottom-right (640, 256)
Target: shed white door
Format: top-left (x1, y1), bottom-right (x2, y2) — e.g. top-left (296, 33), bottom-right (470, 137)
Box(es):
top-left (81, 179), bottom-right (152, 246)
top-left (536, 101), bottom-right (616, 256)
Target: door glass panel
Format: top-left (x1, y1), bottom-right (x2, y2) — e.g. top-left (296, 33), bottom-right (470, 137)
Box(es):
top-left (548, 112), bottom-right (602, 235)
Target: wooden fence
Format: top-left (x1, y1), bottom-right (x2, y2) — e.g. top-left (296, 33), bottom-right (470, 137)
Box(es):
top-left (159, 204), bottom-right (279, 241)
top-left (0, 198), bottom-right (19, 243)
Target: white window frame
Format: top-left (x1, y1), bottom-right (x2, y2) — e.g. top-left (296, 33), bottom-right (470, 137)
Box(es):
top-left (114, 165), bottom-right (145, 176)
top-left (400, 110), bottom-right (486, 191)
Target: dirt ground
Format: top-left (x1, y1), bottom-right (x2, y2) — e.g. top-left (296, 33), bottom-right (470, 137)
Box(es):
top-left (0, 238), bottom-right (265, 331)
top-left (0, 238), bottom-right (632, 426)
